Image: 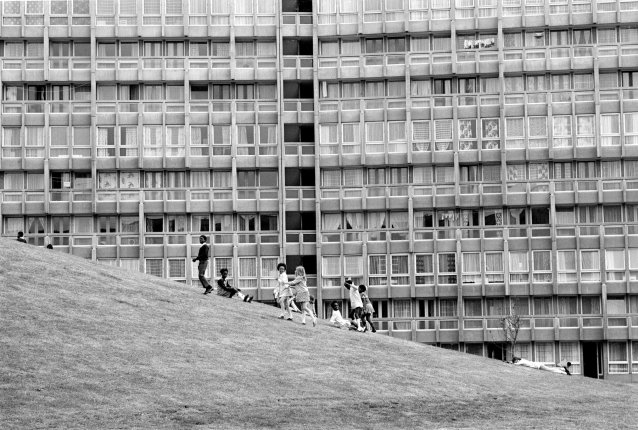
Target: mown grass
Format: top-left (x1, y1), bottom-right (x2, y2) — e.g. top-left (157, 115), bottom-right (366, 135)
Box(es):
top-left (1, 238), bottom-right (637, 429)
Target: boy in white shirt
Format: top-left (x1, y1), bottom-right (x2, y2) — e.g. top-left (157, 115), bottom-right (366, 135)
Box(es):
top-left (344, 278), bottom-right (364, 332)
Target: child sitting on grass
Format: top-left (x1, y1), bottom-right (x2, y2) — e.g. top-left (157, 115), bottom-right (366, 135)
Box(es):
top-left (216, 268), bottom-right (253, 302)
top-left (329, 301), bottom-right (349, 328)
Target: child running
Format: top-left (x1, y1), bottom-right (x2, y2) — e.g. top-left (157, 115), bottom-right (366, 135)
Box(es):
top-left (275, 263), bottom-right (294, 320)
top-left (359, 285), bottom-right (376, 333)
top-left (344, 278), bottom-right (364, 332)
top-left (287, 266), bottom-right (317, 326)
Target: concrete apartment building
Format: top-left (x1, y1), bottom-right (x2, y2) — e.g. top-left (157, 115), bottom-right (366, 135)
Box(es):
top-left (0, 0), bottom-right (637, 381)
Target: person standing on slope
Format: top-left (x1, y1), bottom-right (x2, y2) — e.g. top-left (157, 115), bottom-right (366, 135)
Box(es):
top-left (193, 235), bottom-right (212, 294)
top-left (287, 266), bottom-right (317, 326)
top-left (344, 278), bottom-right (365, 332)
top-left (275, 263), bottom-right (294, 320)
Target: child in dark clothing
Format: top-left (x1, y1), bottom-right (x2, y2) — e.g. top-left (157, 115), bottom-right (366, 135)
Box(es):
top-left (216, 268), bottom-right (253, 302)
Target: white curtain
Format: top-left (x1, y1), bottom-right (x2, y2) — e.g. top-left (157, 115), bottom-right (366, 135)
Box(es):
top-left (413, 166), bottom-right (433, 184)
top-left (239, 257), bottom-right (257, 277)
top-left (393, 300), bottom-right (411, 318)
top-left (435, 166), bottom-right (454, 183)
top-left (344, 256), bottom-right (363, 276)
top-left (345, 213), bottom-right (364, 229)
top-left (389, 212), bottom-right (409, 229)
top-left (369, 255), bottom-right (387, 275)
top-left (317, 0), bottom-right (336, 13)
top-left (485, 252), bottom-right (503, 272)
top-left (342, 123), bottom-right (360, 143)
top-left (368, 212), bottom-right (386, 229)
top-left (321, 125), bottom-right (338, 144)
top-left (509, 251), bottom-right (528, 272)
top-left (190, 171), bottom-right (209, 188)
top-left (322, 256), bottom-right (342, 276)
top-left (259, 125), bottom-right (276, 144)
top-left (341, 41), bottom-right (361, 56)
top-left (342, 83), bottom-right (361, 98)
top-left (365, 123), bottom-right (384, 142)
top-left (463, 253), bottom-right (481, 273)
top-left (190, 0), bottom-right (207, 13)
top-left (601, 161), bottom-right (622, 178)
top-left (606, 250), bottom-right (625, 270)
top-left (234, 0), bottom-right (252, 14)
top-left (165, 172), bottom-right (185, 188)
top-left (439, 299), bottom-right (457, 317)
top-left (535, 342), bottom-right (554, 363)
top-left (601, 114), bottom-right (620, 137)
top-left (388, 122), bottom-right (406, 142)
top-left (322, 214), bottom-right (342, 230)
top-left (573, 74), bottom-right (594, 90)
top-left (164, 0), bottom-right (182, 13)
top-left (557, 297), bottom-right (578, 314)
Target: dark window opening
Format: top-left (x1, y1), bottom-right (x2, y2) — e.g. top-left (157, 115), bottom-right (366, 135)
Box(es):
top-left (284, 124), bottom-right (315, 143)
top-left (285, 254), bottom-right (317, 275)
top-left (282, 0), bottom-right (312, 13)
top-left (283, 81), bottom-right (314, 98)
top-left (285, 211), bottom-right (316, 230)
top-left (285, 168), bottom-right (315, 186)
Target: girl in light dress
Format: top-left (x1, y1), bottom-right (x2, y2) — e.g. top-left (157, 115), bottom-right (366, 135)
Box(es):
top-left (359, 285), bottom-right (376, 333)
top-left (287, 266), bottom-right (317, 326)
top-left (275, 263), bottom-right (294, 320)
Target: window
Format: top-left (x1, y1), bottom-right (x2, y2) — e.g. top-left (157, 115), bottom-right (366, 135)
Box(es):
top-left (581, 296), bottom-right (601, 314)
top-left (437, 253), bottom-right (457, 284)
top-left (606, 250), bottom-right (626, 281)
top-left (557, 296), bottom-right (578, 315)
top-left (559, 343), bottom-right (580, 374)
top-left (528, 116), bottom-right (548, 148)
top-left (557, 251), bottom-right (576, 282)
top-left (509, 251), bottom-right (529, 283)
top-left (485, 252), bottom-right (504, 283)
top-left (439, 299), bottom-right (457, 317)
top-left (393, 300), bottom-right (411, 330)
top-left (464, 299), bottom-right (482, 318)
top-left (462, 253), bottom-right (481, 284)
top-left (238, 257), bottom-right (257, 289)
top-left (369, 255), bottom-right (387, 286)
top-left (145, 259), bottom-right (163, 277)
top-left (415, 254), bottom-right (434, 285)
top-left (390, 255), bottom-right (409, 286)
top-left (607, 296), bottom-right (626, 314)
top-left (609, 342), bottom-right (628, 373)
top-left (260, 257), bottom-right (279, 289)
top-left (535, 342), bottom-right (554, 364)
top-left (625, 112), bottom-right (638, 145)
top-left (533, 251), bottom-right (552, 282)
top-left (552, 116), bottom-right (572, 148)
top-left (486, 298), bottom-right (505, 316)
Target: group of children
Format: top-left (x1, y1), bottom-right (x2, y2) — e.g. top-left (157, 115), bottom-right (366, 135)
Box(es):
top-left (329, 278), bottom-right (376, 333)
top-left (273, 263), bottom-right (317, 326)
top-left (193, 233), bottom-right (374, 330)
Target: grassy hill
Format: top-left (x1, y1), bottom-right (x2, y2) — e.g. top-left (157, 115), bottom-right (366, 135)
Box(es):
top-left (1, 238), bottom-right (637, 429)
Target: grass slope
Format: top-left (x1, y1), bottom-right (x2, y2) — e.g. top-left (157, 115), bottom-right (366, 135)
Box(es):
top-left (1, 238), bottom-right (636, 430)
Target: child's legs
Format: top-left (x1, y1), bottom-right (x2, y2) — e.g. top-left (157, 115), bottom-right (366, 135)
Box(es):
top-left (364, 313), bottom-right (376, 331)
top-left (304, 303), bottom-right (316, 319)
